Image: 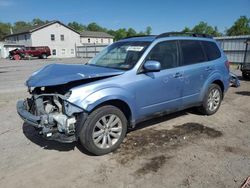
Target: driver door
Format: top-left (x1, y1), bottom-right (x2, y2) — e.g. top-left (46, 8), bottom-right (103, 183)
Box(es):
top-left (134, 40), bottom-right (183, 118)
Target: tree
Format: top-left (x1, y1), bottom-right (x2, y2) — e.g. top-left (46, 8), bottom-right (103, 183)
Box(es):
top-left (0, 22), bottom-right (11, 40)
top-left (32, 18), bottom-right (47, 25)
top-left (145, 26), bottom-right (152, 35)
top-left (13, 21), bottom-right (31, 32)
top-left (182, 22), bottom-right (222, 36)
top-left (226, 16), bottom-right (250, 36)
top-left (182, 27), bottom-right (191, 33)
top-left (127, 28), bottom-right (137, 37)
top-left (113, 28), bottom-right (127, 41)
top-left (87, 22), bottom-right (106, 32)
top-left (68, 21), bottom-right (86, 32)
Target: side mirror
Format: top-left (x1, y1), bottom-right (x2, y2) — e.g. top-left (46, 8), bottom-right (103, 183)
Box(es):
top-left (144, 60), bottom-right (161, 72)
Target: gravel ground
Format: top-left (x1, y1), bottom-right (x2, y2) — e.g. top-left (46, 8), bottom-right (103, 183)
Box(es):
top-left (0, 58), bottom-right (249, 188)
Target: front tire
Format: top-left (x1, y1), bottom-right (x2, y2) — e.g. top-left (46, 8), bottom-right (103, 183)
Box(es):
top-left (198, 84), bottom-right (222, 115)
top-left (79, 105), bottom-right (127, 155)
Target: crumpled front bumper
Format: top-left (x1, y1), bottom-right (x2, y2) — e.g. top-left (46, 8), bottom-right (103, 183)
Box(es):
top-left (17, 100), bottom-right (40, 127)
top-left (16, 99), bottom-right (79, 143)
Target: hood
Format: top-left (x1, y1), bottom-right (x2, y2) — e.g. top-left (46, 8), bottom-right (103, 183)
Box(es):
top-left (26, 64), bottom-right (125, 87)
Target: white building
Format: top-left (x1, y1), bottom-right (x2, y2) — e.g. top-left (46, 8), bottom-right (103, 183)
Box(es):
top-left (4, 21), bottom-right (81, 58)
top-left (80, 31), bottom-right (114, 44)
top-left (3, 21), bottom-right (114, 58)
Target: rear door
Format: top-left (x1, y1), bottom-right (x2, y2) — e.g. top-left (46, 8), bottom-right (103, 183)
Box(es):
top-left (178, 40), bottom-right (209, 107)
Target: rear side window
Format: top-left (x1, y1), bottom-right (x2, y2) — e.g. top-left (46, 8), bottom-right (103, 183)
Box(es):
top-left (179, 40), bottom-right (206, 65)
top-left (202, 41), bottom-right (221, 61)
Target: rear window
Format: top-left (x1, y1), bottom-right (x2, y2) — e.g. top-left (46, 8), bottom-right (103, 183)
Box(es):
top-left (179, 40), bottom-right (206, 65)
top-left (202, 41), bottom-right (221, 61)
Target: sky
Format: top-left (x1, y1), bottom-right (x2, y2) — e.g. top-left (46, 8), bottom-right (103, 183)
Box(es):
top-left (0, 0), bottom-right (250, 34)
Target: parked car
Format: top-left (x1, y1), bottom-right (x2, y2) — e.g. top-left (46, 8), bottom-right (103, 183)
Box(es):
top-left (17, 32), bottom-right (230, 155)
top-left (9, 46), bottom-right (51, 60)
top-left (241, 39), bottom-right (250, 79)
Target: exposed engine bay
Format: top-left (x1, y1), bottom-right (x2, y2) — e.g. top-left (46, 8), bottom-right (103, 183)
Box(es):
top-left (18, 86), bottom-right (84, 142)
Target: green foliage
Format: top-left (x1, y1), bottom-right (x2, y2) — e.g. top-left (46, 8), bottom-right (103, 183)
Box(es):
top-left (182, 21), bottom-right (222, 36)
top-left (68, 21), bottom-right (86, 32)
top-left (32, 18), bottom-right (49, 26)
top-left (13, 21), bottom-right (32, 33)
top-left (86, 22), bottom-right (107, 32)
top-left (226, 16), bottom-right (250, 36)
top-left (0, 22), bottom-right (11, 40)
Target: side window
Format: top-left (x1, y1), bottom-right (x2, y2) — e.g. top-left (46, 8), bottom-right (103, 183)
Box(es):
top-left (52, 49), bottom-right (56, 55)
top-left (51, 34), bottom-right (55, 41)
top-left (180, 40), bottom-right (206, 65)
top-left (202, 41), bottom-right (221, 61)
top-left (60, 34), bottom-right (64, 41)
top-left (146, 41), bottom-right (178, 70)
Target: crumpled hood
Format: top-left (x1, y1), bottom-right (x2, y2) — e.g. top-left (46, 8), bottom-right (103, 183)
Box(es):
top-left (26, 64), bottom-right (125, 87)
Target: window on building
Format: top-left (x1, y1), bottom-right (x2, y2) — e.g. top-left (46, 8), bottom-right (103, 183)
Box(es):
top-left (52, 49), bottom-right (56, 55)
top-left (146, 40), bottom-right (178, 70)
top-left (51, 34), bottom-right (55, 41)
top-left (179, 40), bottom-right (206, 65)
top-left (61, 49), bottom-right (66, 55)
top-left (60, 34), bottom-right (64, 41)
top-left (88, 38), bottom-right (90, 43)
top-left (71, 49), bottom-right (74, 54)
top-left (24, 35), bottom-right (27, 41)
top-left (101, 39), bottom-right (103, 43)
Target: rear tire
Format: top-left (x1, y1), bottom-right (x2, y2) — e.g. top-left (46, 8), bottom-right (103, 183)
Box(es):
top-left (79, 105), bottom-right (127, 155)
top-left (198, 84), bottom-right (222, 115)
top-left (242, 72), bottom-right (250, 80)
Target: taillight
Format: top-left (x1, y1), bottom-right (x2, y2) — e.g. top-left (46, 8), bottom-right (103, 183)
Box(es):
top-left (225, 60), bottom-right (230, 72)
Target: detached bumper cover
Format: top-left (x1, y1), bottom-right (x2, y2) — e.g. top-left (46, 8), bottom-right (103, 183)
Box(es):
top-left (229, 72), bottom-right (240, 88)
top-left (17, 100), bottom-right (40, 127)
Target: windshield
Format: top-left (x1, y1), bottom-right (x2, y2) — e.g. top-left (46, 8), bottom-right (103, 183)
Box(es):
top-left (88, 41), bottom-right (150, 70)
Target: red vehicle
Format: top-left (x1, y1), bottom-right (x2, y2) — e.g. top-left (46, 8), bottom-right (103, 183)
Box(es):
top-left (9, 46), bottom-right (51, 60)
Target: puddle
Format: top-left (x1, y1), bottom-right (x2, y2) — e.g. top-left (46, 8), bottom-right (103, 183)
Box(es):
top-left (114, 123), bottom-right (222, 164)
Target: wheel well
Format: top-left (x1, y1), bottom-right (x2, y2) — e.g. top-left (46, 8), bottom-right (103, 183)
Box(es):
top-left (92, 99), bottom-right (132, 123)
top-left (212, 80), bottom-right (224, 92)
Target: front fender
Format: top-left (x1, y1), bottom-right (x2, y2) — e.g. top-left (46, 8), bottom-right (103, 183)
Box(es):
top-left (71, 87), bottom-right (137, 121)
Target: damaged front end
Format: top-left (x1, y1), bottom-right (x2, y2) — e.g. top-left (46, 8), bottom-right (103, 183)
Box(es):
top-left (17, 88), bottom-right (84, 143)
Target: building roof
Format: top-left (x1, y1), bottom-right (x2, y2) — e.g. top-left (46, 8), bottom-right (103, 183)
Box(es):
top-left (215, 35), bottom-right (250, 40)
top-left (80, 31), bottom-right (114, 38)
top-left (5, 21), bottom-right (80, 38)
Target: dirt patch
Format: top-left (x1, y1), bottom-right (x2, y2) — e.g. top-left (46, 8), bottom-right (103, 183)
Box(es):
top-left (223, 146), bottom-right (250, 156)
top-left (135, 155), bottom-right (171, 176)
top-left (114, 123), bottom-right (222, 164)
top-left (235, 91), bottom-right (250, 96)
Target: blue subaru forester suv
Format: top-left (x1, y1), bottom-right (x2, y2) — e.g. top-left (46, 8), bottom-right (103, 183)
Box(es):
top-left (17, 32), bottom-right (230, 155)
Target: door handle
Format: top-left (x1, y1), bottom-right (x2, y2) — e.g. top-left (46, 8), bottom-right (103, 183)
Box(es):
top-left (174, 72), bottom-right (182, 78)
top-left (205, 66), bottom-right (213, 71)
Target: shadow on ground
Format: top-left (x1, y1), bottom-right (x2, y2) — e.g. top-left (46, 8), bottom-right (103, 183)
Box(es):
top-left (22, 108), bottom-right (210, 156)
top-left (22, 123), bottom-right (93, 155)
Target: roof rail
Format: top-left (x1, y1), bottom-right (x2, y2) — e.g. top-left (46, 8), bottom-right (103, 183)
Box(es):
top-left (156, 32), bottom-right (213, 39)
top-left (122, 35), bottom-right (156, 39)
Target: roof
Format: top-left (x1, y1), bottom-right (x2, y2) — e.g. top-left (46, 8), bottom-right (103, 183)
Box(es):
top-left (80, 31), bottom-right (114, 38)
top-left (120, 36), bottom-right (156, 42)
top-left (119, 35), bottom-right (215, 43)
top-left (5, 21), bottom-right (80, 38)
